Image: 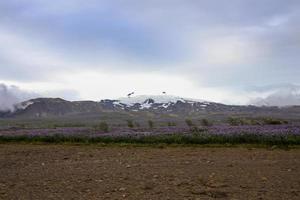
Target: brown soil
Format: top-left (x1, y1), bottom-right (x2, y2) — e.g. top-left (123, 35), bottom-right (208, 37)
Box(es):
top-left (0, 144), bottom-right (299, 200)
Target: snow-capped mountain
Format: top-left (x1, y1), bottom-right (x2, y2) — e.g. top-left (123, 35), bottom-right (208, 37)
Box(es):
top-left (101, 95), bottom-right (212, 112)
top-left (1, 95), bottom-right (299, 118)
top-left (118, 95), bottom-right (199, 105)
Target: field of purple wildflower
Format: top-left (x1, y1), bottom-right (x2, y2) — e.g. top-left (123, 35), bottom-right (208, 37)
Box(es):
top-left (0, 124), bottom-right (300, 145)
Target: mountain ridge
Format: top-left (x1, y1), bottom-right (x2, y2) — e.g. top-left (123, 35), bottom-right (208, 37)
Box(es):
top-left (1, 95), bottom-right (300, 119)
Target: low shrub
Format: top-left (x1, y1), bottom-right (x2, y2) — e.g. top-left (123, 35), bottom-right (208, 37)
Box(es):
top-left (185, 119), bottom-right (193, 127)
top-left (263, 118), bottom-right (286, 125)
top-left (167, 121), bottom-right (176, 127)
top-left (126, 120), bottom-right (134, 128)
top-left (94, 121), bottom-right (109, 132)
top-left (1, 133), bottom-right (299, 146)
top-left (148, 120), bottom-right (154, 129)
top-left (200, 118), bottom-right (212, 126)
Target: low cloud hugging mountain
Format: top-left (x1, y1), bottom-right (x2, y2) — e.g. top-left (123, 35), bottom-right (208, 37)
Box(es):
top-left (0, 83), bottom-right (38, 111)
top-left (250, 84), bottom-right (300, 106)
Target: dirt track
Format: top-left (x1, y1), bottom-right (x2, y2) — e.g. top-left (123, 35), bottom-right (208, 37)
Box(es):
top-left (0, 144), bottom-right (299, 200)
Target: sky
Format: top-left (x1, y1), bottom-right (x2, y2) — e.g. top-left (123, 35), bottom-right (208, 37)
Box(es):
top-left (0, 0), bottom-right (300, 108)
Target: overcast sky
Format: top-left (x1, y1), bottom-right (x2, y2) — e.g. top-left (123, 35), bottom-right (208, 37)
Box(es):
top-left (0, 0), bottom-right (300, 106)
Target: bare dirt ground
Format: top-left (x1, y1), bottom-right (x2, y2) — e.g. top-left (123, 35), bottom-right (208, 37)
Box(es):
top-left (0, 144), bottom-right (299, 200)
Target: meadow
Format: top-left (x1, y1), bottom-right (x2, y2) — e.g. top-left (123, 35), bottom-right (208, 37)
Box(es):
top-left (1, 117), bottom-right (300, 146)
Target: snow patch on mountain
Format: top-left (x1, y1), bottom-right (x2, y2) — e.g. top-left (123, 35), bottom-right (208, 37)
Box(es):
top-left (111, 95), bottom-right (212, 110)
top-left (118, 95), bottom-right (202, 105)
top-left (112, 101), bottom-right (124, 107)
top-left (140, 98), bottom-right (154, 109)
top-left (15, 101), bottom-right (34, 110)
top-left (161, 102), bottom-right (172, 108)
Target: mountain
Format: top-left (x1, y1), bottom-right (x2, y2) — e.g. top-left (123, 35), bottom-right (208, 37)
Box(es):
top-left (1, 95), bottom-right (300, 119)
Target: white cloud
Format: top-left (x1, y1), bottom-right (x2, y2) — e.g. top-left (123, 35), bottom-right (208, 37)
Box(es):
top-left (267, 14), bottom-right (290, 27)
top-left (199, 36), bottom-right (254, 65)
top-left (249, 84), bottom-right (300, 106)
top-left (4, 70), bottom-right (251, 105)
top-left (0, 0), bottom-right (299, 106)
top-left (0, 83), bottom-right (38, 111)
top-left (3, 76), bottom-right (300, 106)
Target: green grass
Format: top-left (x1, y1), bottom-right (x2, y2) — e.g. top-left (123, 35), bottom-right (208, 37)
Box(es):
top-left (0, 133), bottom-right (299, 146)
